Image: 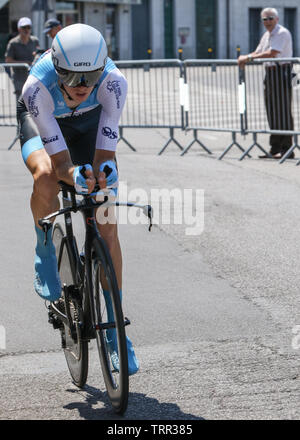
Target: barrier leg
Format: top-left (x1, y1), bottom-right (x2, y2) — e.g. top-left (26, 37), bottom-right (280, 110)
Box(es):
top-left (118, 127), bottom-right (136, 152)
top-left (279, 135), bottom-right (299, 164)
top-left (239, 133), bottom-right (271, 161)
top-left (180, 130), bottom-right (212, 156)
top-left (158, 127), bottom-right (183, 155)
top-left (218, 132), bottom-right (251, 160)
top-left (8, 126), bottom-right (20, 151)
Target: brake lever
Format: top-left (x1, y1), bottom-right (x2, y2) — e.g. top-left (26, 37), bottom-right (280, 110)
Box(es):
top-left (142, 205), bottom-right (153, 232)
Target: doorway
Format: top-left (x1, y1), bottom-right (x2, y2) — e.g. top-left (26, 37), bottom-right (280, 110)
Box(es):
top-left (132, 0), bottom-right (150, 59)
top-left (105, 4), bottom-right (118, 60)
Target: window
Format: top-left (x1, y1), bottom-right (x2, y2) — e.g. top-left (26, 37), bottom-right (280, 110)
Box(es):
top-left (132, 0), bottom-right (150, 59)
top-left (0, 5), bottom-right (9, 61)
top-left (105, 5), bottom-right (118, 60)
top-left (55, 1), bottom-right (81, 27)
top-left (195, 0), bottom-right (217, 59)
top-left (249, 8), bottom-right (263, 53)
top-left (164, 0), bottom-right (174, 58)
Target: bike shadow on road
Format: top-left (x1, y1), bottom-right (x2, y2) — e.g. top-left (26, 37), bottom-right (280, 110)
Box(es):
top-left (63, 385), bottom-right (204, 420)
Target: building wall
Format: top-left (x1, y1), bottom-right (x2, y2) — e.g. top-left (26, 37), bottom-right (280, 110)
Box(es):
top-left (84, 2), bottom-right (106, 33)
top-left (8, 0), bottom-right (32, 31)
top-left (217, 0), bottom-right (228, 59)
top-left (174, 0), bottom-right (196, 59)
top-left (5, 0), bottom-right (300, 60)
top-left (118, 4), bottom-right (132, 60)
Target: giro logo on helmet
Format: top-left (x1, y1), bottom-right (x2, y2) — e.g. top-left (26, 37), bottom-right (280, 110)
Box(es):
top-left (74, 62), bottom-right (91, 67)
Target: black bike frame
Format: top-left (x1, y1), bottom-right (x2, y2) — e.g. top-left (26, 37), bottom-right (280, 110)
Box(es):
top-left (39, 182), bottom-right (152, 331)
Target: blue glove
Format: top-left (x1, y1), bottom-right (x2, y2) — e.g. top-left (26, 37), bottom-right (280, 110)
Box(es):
top-left (99, 160), bottom-right (118, 189)
top-left (73, 164), bottom-right (93, 194)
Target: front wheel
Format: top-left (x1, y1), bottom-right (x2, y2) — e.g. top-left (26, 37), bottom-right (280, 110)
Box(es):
top-left (52, 223), bottom-right (89, 388)
top-left (91, 237), bottom-right (129, 414)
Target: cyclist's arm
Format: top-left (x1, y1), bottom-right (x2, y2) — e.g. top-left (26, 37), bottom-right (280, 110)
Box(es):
top-left (95, 69), bottom-right (127, 153)
top-left (22, 76), bottom-right (81, 186)
top-left (22, 75), bottom-right (69, 156)
top-left (93, 69), bottom-right (127, 184)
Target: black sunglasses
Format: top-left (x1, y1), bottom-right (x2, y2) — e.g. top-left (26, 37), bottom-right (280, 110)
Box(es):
top-left (262, 16), bottom-right (275, 22)
top-left (21, 25), bottom-right (31, 29)
top-left (56, 66), bottom-right (105, 87)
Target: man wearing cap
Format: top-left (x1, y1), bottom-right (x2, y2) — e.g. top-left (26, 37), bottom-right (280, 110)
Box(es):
top-left (43, 18), bottom-right (62, 40)
top-left (5, 17), bottom-right (40, 100)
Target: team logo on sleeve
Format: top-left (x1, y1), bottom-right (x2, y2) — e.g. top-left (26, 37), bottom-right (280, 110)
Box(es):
top-left (42, 134), bottom-right (59, 145)
top-left (102, 126), bottom-right (118, 139)
top-left (106, 80), bottom-right (122, 109)
top-left (28, 87), bottom-right (40, 117)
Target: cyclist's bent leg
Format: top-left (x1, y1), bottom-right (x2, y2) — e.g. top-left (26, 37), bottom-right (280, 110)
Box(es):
top-left (26, 151), bottom-right (61, 302)
top-left (18, 100), bottom-right (61, 301)
top-left (98, 221), bottom-right (139, 376)
top-left (26, 149), bottom-right (60, 227)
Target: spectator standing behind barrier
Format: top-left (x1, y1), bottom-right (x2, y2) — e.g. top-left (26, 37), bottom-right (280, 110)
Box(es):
top-left (31, 19), bottom-right (63, 65)
top-left (238, 8), bottom-right (294, 159)
top-left (5, 17), bottom-right (40, 100)
top-left (43, 18), bottom-right (62, 40)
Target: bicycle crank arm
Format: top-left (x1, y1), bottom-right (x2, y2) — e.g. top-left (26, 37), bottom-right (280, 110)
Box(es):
top-left (49, 302), bottom-right (69, 327)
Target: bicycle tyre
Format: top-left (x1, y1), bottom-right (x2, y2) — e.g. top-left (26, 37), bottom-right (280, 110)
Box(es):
top-left (91, 236), bottom-right (129, 414)
top-left (52, 223), bottom-right (89, 388)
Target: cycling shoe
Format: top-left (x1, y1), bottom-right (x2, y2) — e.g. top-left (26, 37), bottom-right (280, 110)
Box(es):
top-left (106, 332), bottom-right (139, 376)
top-left (103, 288), bottom-right (139, 375)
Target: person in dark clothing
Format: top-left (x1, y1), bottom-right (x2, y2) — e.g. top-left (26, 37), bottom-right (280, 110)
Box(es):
top-left (5, 17), bottom-right (40, 100)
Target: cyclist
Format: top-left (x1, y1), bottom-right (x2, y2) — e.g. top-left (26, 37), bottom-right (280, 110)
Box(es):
top-left (17, 23), bottom-right (138, 375)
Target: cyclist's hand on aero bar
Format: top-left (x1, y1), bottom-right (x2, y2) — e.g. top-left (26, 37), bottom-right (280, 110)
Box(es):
top-left (98, 160), bottom-right (118, 194)
top-left (73, 164), bottom-right (96, 194)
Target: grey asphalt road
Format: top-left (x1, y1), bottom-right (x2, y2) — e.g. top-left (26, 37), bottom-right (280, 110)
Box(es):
top-left (0, 126), bottom-right (300, 420)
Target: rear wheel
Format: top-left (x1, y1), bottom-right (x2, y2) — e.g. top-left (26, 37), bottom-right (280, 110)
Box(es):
top-left (52, 223), bottom-right (89, 388)
top-left (91, 237), bottom-right (129, 414)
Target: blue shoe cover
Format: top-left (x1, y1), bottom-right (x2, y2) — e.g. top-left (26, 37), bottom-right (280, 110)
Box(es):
top-left (106, 332), bottom-right (139, 376)
top-left (103, 288), bottom-right (139, 376)
top-left (34, 225), bottom-right (61, 302)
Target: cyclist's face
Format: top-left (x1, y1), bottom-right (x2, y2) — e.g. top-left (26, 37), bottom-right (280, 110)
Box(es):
top-left (63, 84), bottom-right (94, 103)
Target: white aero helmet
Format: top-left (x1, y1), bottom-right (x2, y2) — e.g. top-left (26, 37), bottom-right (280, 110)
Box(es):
top-left (51, 23), bottom-right (108, 87)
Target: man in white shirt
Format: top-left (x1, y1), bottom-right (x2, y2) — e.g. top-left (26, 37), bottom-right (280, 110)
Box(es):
top-left (238, 8), bottom-right (294, 159)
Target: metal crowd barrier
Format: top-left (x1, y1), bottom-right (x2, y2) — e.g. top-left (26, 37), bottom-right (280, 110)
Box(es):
top-left (3, 59), bottom-right (300, 164)
top-left (0, 63), bottom-right (29, 150)
top-left (115, 59), bottom-right (185, 154)
top-left (180, 59), bottom-right (250, 158)
top-left (179, 58), bottom-right (300, 163)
